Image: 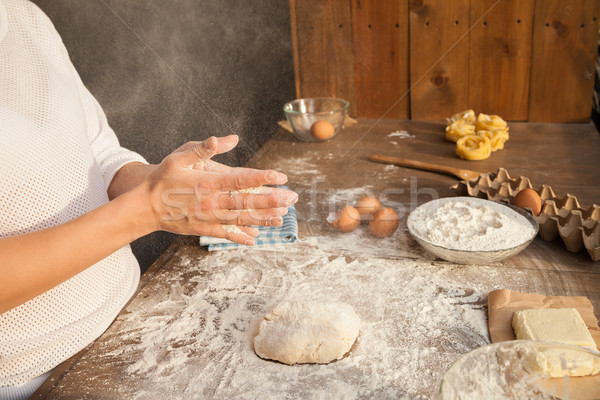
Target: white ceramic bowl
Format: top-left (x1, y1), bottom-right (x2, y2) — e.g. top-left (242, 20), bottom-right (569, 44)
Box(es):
top-left (407, 197), bottom-right (539, 264)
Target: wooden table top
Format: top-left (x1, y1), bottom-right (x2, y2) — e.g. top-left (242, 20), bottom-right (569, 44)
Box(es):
top-left (34, 119), bottom-right (600, 399)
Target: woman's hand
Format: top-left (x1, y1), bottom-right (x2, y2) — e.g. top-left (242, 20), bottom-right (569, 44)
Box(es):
top-left (138, 135), bottom-right (298, 245)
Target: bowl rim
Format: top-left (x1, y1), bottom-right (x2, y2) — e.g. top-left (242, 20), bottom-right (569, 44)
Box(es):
top-left (283, 97), bottom-right (350, 116)
top-left (439, 340), bottom-right (600, 398)
top-left (407, 196), bottom-right (540, 255)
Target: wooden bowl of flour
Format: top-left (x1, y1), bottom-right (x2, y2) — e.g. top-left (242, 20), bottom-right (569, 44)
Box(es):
top-left (407, 197), bottom-right (539, 265)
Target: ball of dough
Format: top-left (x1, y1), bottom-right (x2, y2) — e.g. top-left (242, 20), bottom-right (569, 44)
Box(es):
top-left (253, 300), bottom-right (360, 365)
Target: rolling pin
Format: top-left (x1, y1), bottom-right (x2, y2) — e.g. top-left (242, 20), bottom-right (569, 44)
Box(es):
top-left (369, 154), bottom-right (482, 180)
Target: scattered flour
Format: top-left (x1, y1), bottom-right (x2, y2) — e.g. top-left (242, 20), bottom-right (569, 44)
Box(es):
top-left (229, 186), bottom-right (262, 195)
top-left (60, 191), bottom-right (539, 399)
top-left (270, 153), bottom-right (322, 176)
top-left (222, 224), bottom-right (244, 234)
top-left (387, 130), bottom-right (415, 139)
top-left (323, 187), bottom-right (376, 208)
top-left (72, 234), bottom-right (516, 400)
top-left (222, 187), bottom-right (261, 235)
top-left (408, 197), bottom-right (536, 251)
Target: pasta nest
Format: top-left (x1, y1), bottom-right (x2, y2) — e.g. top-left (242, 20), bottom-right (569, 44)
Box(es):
top-left (445, 110), bottom-right (509, 160)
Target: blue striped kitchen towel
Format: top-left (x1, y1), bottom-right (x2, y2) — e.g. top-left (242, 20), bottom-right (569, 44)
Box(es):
top-left (198, 202), bottom-right (298, 251)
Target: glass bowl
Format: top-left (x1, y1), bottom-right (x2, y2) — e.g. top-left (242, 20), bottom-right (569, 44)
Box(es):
top-left (283, 97), bottom-right (349, 142)
top-left (439, 340), bottom-right (600, 399)
top-left (407, 197), bottom-right (539, 265)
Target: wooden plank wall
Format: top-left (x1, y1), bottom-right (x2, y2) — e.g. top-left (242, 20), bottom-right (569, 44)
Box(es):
top-left (409, 0), bottom-right (470, 120)
top-left (529, 0), bottom-right (600, 122)
top-left (351, 0), bottom-right (409, 119)
top-left (467, 0), bottom-right (534, 121)
top-left (290, 0), bottom-right (600, 122)
top-left (290, 0), bottom-right (356, 114)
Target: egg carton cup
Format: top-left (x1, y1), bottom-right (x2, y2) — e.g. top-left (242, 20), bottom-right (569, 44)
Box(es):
top-left (451, 168), bottom-right (600, 261)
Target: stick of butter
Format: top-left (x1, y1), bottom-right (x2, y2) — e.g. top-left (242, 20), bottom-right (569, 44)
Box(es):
top-left (512, 308), bottom-right (600, 377)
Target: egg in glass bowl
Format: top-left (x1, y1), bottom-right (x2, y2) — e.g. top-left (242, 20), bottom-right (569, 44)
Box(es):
top-left (283, 97), bottom-right (349, 142)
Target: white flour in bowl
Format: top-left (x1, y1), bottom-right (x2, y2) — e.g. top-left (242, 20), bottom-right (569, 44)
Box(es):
top-left (408, 197), bottom-right (535, 251)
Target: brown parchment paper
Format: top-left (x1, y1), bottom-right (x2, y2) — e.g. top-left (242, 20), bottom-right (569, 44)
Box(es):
top-left (488, 289), bottom-right (600, 349)
top-left (488, 289), bottom-right (600, 399)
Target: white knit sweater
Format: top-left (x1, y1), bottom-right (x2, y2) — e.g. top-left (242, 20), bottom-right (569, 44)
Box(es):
top-left (0, 0), bottom-right (146, 386)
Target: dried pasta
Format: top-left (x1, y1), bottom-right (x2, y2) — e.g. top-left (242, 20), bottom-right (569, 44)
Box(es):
top-left (456, 135), bottom-right (492, 160)
top-left (475, 113), bottom-right (507, 131)
top-left (445, 110), bottom-right (510, 160)
top-left (445, 120), bottom-right (476, 142)
top-left (477, 128), bottom-right (509, 151)
top-left (447, 109), bottom-right (476, 125)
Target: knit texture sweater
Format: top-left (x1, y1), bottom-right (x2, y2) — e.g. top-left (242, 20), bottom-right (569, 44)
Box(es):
top-left (0, 0), bottom-right (145, 386)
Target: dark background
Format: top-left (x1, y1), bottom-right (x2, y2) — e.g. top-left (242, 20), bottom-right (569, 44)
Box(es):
top-left (32, 0), bottom-right (296, 272)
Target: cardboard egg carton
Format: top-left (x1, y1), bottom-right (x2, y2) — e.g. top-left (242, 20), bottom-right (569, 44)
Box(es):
top-left (451, 168), bottom-right (600, 261)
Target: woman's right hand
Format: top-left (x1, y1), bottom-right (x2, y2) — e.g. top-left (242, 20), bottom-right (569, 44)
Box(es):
top-left (138, 135), bottom-right (298, 245)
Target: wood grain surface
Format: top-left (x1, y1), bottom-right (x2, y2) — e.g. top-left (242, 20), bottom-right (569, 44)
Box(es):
top-left (529, 0), bottom-right (600, 122)
top-left (33, 119), bottom-right (600, 399)
top-left (292, 0), bottom-right (600, 122)
top-left (409, 0), bottom-right (470, 120)
top-left (468, 0), bottom-right (534, 120)
top-left (290, 0), bottom-right (356, 115)
top-left (351, 0), bottom-right (409, 119)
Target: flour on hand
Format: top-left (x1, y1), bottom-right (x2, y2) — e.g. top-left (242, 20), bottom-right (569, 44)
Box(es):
top-left (229, 186), bottom-right (263, 196)
top-left (222, 186), bottom-right (264, 234)
top-left (222, 224), bottom-right (244, 234)
top-left (253, 300), bottom-right (360, 365)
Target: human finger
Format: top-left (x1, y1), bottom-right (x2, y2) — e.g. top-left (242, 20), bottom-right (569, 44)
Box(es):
top-left (201, 160), bottom-right (265, 174)
top-left (202, 163), bottom-right (292, 190)
top-left (210, 208), bottom-right (288, 227)
top-left (218, 187), bottom-right (298, 210)
top-left (204, 163), bottom-right (289, 184)
top-left (202, 224), bottom-right (257, 246)
top-left (219, 169), bottom-right (288, 192)
top-left (176, 135), bottom-right (239, 155)
top-left (219, 224), bottom-right (260, 238)
top-left (238, 225), bottom-right (260, 237)
top-left (173, 135), bottom-right (240, 167)
top-left (200, 159), bottom-right (233, 173)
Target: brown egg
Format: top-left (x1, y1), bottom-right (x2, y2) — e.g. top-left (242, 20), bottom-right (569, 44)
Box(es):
top-left (329, 206), bottom-right (361, 233)
top-left (310, 120), bottom-right (335, 140)
top-left (369, 208), bottom-right (399, 238)
top-left (355, 196), bottom-right (382, 220)
top-left (512, 188), bottom-right (542, 216)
